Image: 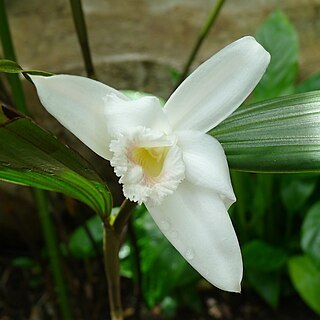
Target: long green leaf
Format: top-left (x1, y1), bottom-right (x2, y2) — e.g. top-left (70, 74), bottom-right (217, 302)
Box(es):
top-left (212, 91), bottom-right (320, 172)
top-left (0, 108), bottom-right (111, 216)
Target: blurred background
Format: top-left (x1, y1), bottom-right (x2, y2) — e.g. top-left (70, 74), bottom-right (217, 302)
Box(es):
top-left (1, 0), bottom-right (320, 319)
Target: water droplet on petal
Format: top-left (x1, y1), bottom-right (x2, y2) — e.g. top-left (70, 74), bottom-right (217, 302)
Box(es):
top-left (185, 248), bottom-right (195, 261)
top-left (160, 219), bottom-right (171, 231)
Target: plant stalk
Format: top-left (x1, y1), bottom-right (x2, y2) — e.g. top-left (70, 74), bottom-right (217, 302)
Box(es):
top-left (69, 0), bottom-right (96, 78)
top-left (34, 189), bottom-right (73, 319)
top-left (103, 222), bottom-right (123, 320)
top-left (113, 199), bottom-right (137, 234)
top-left (0, 0), bottom-right (28, 114)
top-left (103, 200), bottom-right (137, 320)
top-left (174, 0), bottom-right (226, 90)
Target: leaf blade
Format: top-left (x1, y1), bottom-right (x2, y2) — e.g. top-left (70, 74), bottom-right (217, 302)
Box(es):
top-left (253, 10), bottom-right (298, 101)
top-left (301, 201), bottom-right (320, 264)
top-left (212, 91), bottom-right (320, 172)
top-left (0, 59), bottom-right (53, 76)
top-left (288, 255), bottom-right (320, 314)
top-left (0, 114), bottom-right (111, 216)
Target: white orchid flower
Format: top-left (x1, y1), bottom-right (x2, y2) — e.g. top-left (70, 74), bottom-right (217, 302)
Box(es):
top-left (31, 36), bottom-right (270, 292)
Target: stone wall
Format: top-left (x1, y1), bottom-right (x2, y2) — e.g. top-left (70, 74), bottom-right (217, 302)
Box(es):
top-left (5, 0), bottom-right (320, 87)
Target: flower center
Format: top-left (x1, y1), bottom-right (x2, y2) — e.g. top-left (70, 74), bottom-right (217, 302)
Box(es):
top-left (131, 146), bottom-right (169, 178)
top-left (109, 127), bottom-right (185, 206)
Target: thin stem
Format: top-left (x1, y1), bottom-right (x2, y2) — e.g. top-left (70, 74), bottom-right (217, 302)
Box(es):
top-left (34, 190), bottom-right (73, 320)
top-left (0, 2), bottom-right (73, 318)
top-left (0, 0), bottom-right (28, 114)
top-left (102, 199), bottom-right (137, 320)
top-left (69, 0), bottom-right (96, 78)
top-left (113, 199), bottom-right (137, 234)
top-left (103, 222), bottom-right (123, 320)
top-left (174, 0), bottom-right (226, 90)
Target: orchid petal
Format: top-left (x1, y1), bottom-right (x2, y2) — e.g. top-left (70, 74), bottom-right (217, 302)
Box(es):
top-left (177, 131), bottom-right (235, 208)
top-left (164, 36), bottom-right (271, 132)
top-left (103, 94), bottom-right (171, 136)
top-left (31, 74), bottom-right (128, 160)
top-left (145, 181), bottom-right (242, 292)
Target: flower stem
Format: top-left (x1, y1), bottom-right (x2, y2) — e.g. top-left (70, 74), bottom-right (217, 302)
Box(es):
top-left (174, 0), bottom-right (226, 90)
top-left (103, 222), bottom-right (123, 320)
top-left (103, 200), bottom-right (137, 320)
top-left (113, 199), bottom-right (137, 234)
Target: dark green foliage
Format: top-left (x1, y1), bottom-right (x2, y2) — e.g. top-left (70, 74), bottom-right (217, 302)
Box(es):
top-left (253, 10), bottom-right (298, 100)
top-left (221, 10), bottom-right (320, 313)
top-left (0, 107), bottom-right (111, 216)
top-left (288, 255), bottom-right (320, 314)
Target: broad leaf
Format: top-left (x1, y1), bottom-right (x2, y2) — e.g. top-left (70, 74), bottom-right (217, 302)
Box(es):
top-left (0, 106), bottom-right (111, 216)
top-left (288, 255), bottom-right (320, 314)
top-left (246, 270), bottom-right (281, 308)
top-left (301, 201), bottom-right (320, 264)
top-left (253, 10), bottom-right (298, 101)
top-left (212, 91), bottom-right (320, 172)
top-left (242, 240), bottom-right (287, 272)
top-left (280, 175), bottom-right (318, 214)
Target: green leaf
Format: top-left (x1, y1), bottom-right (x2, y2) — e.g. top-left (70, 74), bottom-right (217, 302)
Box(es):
top-left (280, 175), bottom-right (318, 214)
top-left (12, 257), bottom-right (38, 269)
top-left (253, 10), bottom-right (298, 101)
top-left (242, 240), bottom-right (287, 272)
top-left (0, 59), bottom-right (22, 73)
top-left (246, 270), bottom-right (281, 308)
top-left (0, 59), bottom-right (53, 76)
top-left (242, 239), bottom-right (286, 307)
top-left (288, 255), bottom-right (320, 314)
top-left (68, 215), bottom-right (103, 259)
top-left (301, 201), bottom-right (320, 264)
top-left (212, 91), bottom-right (320, 172)
top-left (296, 72), bottom-right (320, 93)
top-left (119, 242), bottom-right (134, 279)
top-left (0, 110), bottom-right (111, 216)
